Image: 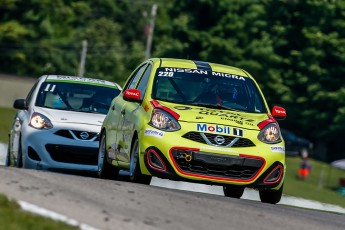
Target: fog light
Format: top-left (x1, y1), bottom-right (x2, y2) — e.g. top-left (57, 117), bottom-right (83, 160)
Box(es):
top-left (263, 165), bottom-right (283, 184)
top-left (147, 149), bottom-right (166, 172)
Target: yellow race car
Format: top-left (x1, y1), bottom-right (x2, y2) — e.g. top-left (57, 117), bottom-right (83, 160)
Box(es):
top-left (99, 58), bottom-right (287, 204)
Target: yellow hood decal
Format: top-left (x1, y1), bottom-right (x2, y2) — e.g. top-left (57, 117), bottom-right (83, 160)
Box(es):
top-left (159, 101), bottom-right (268, 130)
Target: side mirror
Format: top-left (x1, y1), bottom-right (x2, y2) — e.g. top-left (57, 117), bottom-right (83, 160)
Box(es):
top-left (271, 106), bottom-right (286, 120)
top-left (13, 99), bottom-right (28, 110)
top-left (123, 89), bottom-right (142, 102)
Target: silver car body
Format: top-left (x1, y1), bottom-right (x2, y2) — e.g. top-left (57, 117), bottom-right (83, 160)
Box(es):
top-left (8, 75), bottom-right (121, 172)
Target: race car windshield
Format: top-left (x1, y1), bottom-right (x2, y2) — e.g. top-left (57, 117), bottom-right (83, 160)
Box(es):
top-left (35, 82), bottom-right (120, 114)
top-left (152, 67), bottom-right (267, 113)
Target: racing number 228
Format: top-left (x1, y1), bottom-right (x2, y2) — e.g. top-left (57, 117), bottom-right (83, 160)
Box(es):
top-left (158, 71), bottom-right (174, 77)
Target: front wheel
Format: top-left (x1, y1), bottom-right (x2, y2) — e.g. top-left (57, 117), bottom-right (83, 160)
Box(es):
top-left (223, 185), bottom-right (245, 198)
top-left (98, 132), bottom-right (119, 179)
top-left (259, 184), bottom-right (284, 204)
top-left (129, 138), bottom-right (151, 185)
top-left (15, 135), bottom-right (23, 168)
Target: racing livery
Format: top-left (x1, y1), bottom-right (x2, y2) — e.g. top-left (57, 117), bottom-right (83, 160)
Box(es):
top-left (99, 58), bottom-right (287, 204)
top-left (7, 75), bottom-right (121, 172)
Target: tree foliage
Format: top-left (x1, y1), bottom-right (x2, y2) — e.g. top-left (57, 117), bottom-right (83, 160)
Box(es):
top-left (0, 0), bottom-right (344, 161)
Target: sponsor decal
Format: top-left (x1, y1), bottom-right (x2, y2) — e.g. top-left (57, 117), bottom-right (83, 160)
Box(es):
top-left (56, 76), bottom-right (107, 84)
top-left (270, 146), bottom-right (285, 153)
top-left (46, 75), bottom-right (117, 88)
top-left (125, 90), bottom-right (139, 97)
top-left (144, 129), bottom-right (164, 138)
top-left (161, 68), bottom-right (246, 81)
top-left (198, 108), bottom-right (255, 123)
top-left (197, 123), bottom-right (244, 137)
top-left (273, 107), bottom-right (286, 115)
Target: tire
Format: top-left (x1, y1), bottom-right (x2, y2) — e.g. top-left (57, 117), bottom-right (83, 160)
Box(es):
top-left (15, 135), bottom-right (23, 168)
top-left (97, 132), bottom-right (119, 179)
top-left (259, 184), bottom-right (284, 204)
top-left (5, 140), bottom-right (11, 167)
top-left (129, 138), bottom-right (151, 185)
top-left (223, 185), bottom-right (245, 199)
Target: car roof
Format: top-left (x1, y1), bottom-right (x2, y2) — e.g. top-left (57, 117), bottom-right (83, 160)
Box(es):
top-left (42, 75), bottom-right (121, 89)
top-left (153, 58), bottom-right (250, 78)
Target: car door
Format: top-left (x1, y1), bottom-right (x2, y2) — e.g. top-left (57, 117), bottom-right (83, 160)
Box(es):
top-left (107, 63), bottom-right (148, 164)
top-left (118, 63), bottom-right (153, 165)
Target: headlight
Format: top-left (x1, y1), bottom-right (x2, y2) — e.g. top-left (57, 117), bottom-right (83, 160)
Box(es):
top-left (30, 112), bottom-right (53, 129)
top-left (258, 123), bottom-right (281, 144)
top-left (149, 109), bottom-right (180, 131)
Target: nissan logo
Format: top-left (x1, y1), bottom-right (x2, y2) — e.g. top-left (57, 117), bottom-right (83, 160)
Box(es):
top-left (80, 131), bottom-right (89, 140)
top-left (214, 135), bottom-right (225, 145)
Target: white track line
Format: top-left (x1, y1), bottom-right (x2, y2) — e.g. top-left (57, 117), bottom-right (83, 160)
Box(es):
top-left (18, 200), bottom-right (98, 230)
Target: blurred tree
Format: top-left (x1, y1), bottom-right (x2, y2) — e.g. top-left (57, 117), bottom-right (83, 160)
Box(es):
top-left (0, 0), bottom-right (344, 161)
top-left (265, 0), bottom-right (345, 161)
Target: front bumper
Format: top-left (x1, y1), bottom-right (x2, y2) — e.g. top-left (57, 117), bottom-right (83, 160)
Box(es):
top-left (139, 127), bottom-right (285, 189)
top-left (21, 122), bottom-right (100, 172)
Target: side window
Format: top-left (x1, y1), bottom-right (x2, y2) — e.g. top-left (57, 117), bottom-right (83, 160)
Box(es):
top-left (254, 94), bottom-right (264, 112)
top-left (125, 64), bottom-right (148, 90)
top-left (136, 64), bottom-right (152, 100)
top-left (26, 81), bottom-right (39, 105)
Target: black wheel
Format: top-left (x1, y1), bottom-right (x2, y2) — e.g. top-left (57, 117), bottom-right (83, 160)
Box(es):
top-left (15, 135), bottom-right (23, 168)
top-left (129, 138), bottom-right (151, 185)
top-left (223, 185), bottom-right (245, 198)
top-left (97, 132), bottom-right (119, 179)
top-left (259, 184), bottom-right (284, 204)
top-left (5, 140), bottom-right (11, 167)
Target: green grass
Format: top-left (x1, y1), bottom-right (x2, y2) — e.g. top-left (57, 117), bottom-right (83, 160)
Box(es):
top-left (284, 156), bottom-right (345, 208)
top-left (0, 194), bottom-right (77, 230)
top-left (0, 107), bottom-right (16, 143)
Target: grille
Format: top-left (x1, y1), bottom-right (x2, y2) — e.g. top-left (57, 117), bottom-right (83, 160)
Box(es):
top-left (171, 149), bottom-right (263, 180)
top-left (182, 132), bottom-right (255, 147)
top-left (46, 144), bottom-right (98, 165)
top-left (54, 130), bottom-right (99, 141)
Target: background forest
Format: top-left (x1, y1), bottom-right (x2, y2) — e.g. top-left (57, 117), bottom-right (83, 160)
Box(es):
top-left (0, 0), bottom-right (344, 162)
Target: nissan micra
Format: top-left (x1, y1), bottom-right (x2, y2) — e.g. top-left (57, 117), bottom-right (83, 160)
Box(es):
top-left (7, 75), bottom-right (121, 173)
top-left (99, 58), bottom-right (287, 204)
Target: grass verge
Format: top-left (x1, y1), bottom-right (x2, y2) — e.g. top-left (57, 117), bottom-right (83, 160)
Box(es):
top-left (0, 107), bottom-right (16, 143)
top-left (285, 156), bottom-right (345, 208)
top-left (0, 194), bottom-right (77, 230)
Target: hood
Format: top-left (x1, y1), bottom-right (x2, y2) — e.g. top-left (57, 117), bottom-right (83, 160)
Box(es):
top-left (34, 107), bottom-right (105, 126)
top-left (158, 101), bottom-right (268, 130)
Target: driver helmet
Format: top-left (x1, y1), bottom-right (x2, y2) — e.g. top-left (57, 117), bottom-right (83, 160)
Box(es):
top-left (217, 82), bottom-right (239, 101)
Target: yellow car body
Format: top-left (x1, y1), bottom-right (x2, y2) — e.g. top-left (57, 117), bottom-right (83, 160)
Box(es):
top-left (99, 58), bottom-right (287, 204)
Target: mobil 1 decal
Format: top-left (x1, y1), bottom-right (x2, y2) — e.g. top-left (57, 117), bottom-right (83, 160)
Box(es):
top-left (198, 108), bottom-right (255, 126)
top-left (197, 123), bottom-right (244, 137)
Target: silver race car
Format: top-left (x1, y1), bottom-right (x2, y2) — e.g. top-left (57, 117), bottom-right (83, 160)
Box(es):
top-left (6, 75), bottom-right (121, 173)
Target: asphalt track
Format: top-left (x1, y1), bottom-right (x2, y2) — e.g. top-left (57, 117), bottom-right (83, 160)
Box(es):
top-left (0, 166), bottom-right (344, 230)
